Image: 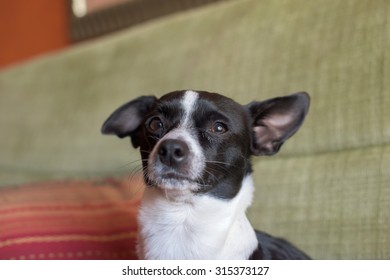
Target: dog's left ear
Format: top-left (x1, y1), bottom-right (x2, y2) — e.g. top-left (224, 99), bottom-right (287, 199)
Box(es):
top-left (246, 92), bottom-right (310, 156)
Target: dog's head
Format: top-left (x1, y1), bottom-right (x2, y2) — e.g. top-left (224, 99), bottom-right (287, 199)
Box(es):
top-left (102, 90), bottom-right (309, 199)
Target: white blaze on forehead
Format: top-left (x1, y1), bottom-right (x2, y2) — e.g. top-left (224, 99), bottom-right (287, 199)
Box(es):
top-left (181, 90), bottom-right (199, 127)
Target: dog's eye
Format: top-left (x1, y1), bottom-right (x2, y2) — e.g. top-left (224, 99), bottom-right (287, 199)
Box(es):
top-left (210, 122), bottom-right (228, 134)
top-left (148, 117), bottom-right (163, 132)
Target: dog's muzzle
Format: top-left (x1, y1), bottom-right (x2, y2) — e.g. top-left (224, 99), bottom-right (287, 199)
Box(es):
top-left (147, 129), bottom-right (205, 190)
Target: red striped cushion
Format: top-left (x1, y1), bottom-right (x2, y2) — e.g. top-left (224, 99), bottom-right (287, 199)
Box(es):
top-left (0, 175), bottom-right (144, 260)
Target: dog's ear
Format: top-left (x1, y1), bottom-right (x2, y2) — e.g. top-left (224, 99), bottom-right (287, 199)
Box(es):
top-left (101, 96), bottom-right (157, 148)
top-left (246, 92), bottom-right (310, 156)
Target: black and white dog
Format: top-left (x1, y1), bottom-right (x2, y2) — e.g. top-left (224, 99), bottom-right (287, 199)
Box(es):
top-left (102, 90), bottom-right (310, 260)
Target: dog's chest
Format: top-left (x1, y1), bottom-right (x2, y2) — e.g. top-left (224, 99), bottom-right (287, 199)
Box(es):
top-left (137, 177), bottom-right (258, 260)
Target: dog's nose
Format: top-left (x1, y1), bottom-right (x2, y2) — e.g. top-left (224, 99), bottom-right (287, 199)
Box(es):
top-left (158, 139), bottom-right (189, 167)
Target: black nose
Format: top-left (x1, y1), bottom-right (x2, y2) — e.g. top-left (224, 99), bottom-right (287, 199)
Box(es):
top-left (158, 139), bottom-right (189, 167)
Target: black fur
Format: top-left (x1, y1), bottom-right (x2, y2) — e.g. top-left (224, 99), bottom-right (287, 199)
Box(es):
top-left (249, 231), bottom-right (310, 260)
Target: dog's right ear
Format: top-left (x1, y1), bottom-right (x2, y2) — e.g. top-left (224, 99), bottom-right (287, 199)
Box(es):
top-left (101, 96), bottom-right (157, 148)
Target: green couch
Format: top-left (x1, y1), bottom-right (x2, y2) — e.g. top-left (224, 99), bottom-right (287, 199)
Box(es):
top-left (0, 0), bottom-right (389, 259)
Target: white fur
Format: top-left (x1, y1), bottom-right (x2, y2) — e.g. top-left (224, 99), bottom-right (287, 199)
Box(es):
top-left (137, 175), bottom-right (258, 259)
top-left (181, 90), bottom-right (199, 127)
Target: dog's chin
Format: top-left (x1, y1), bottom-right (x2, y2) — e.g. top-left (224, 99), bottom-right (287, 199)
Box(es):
top-left (147, 172), bottom-right (200, 192)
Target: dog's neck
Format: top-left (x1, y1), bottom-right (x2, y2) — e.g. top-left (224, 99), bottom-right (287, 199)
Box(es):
top-left (137, 175), bottom-right (258, 259)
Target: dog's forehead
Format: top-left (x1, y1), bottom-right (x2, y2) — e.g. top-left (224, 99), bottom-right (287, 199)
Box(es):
top-left (158, 90), bottom-right (243, 116)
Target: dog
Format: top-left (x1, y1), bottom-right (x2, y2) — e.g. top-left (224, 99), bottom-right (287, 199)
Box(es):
top-left (101, 90), bottom-right (310, 260)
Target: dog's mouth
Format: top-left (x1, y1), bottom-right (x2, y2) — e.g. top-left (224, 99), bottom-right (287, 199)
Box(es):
top-left (147, 171), bottom-right (201, 191)
top-left (160, 172), bottom-right (194, 181)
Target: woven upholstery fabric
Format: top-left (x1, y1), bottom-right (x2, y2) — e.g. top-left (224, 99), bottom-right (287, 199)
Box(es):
top-left (249, 144), bottom-right (390, 259)
top-left (0, 0), bottom-right (389, 259)
top-left (0, 176), bottom-right (143, 260)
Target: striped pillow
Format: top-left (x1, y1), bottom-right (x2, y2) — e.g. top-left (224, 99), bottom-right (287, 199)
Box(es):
top-left (0, 175), bottom-right (144, 260)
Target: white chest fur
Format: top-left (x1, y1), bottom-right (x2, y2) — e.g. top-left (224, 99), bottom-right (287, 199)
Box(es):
top-left (137, 175), bottom-right (258, 259)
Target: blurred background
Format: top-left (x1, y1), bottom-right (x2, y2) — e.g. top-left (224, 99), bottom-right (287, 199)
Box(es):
top-left (0, 0), bottom-right (226, 69)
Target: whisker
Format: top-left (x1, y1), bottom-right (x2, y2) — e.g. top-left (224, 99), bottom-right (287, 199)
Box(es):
top-left (205, 160), bottom-right (231, 166)
top-left (202, 168), bottom-right (220, 182)
top-left (139, 149), bottom-right (152, 155)
top-left (205, 162), bottom-right (231, 174)
top-left (124, 165), bottom-right (147, 198)
top-left (117, 159), bottom-right (143, 169)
